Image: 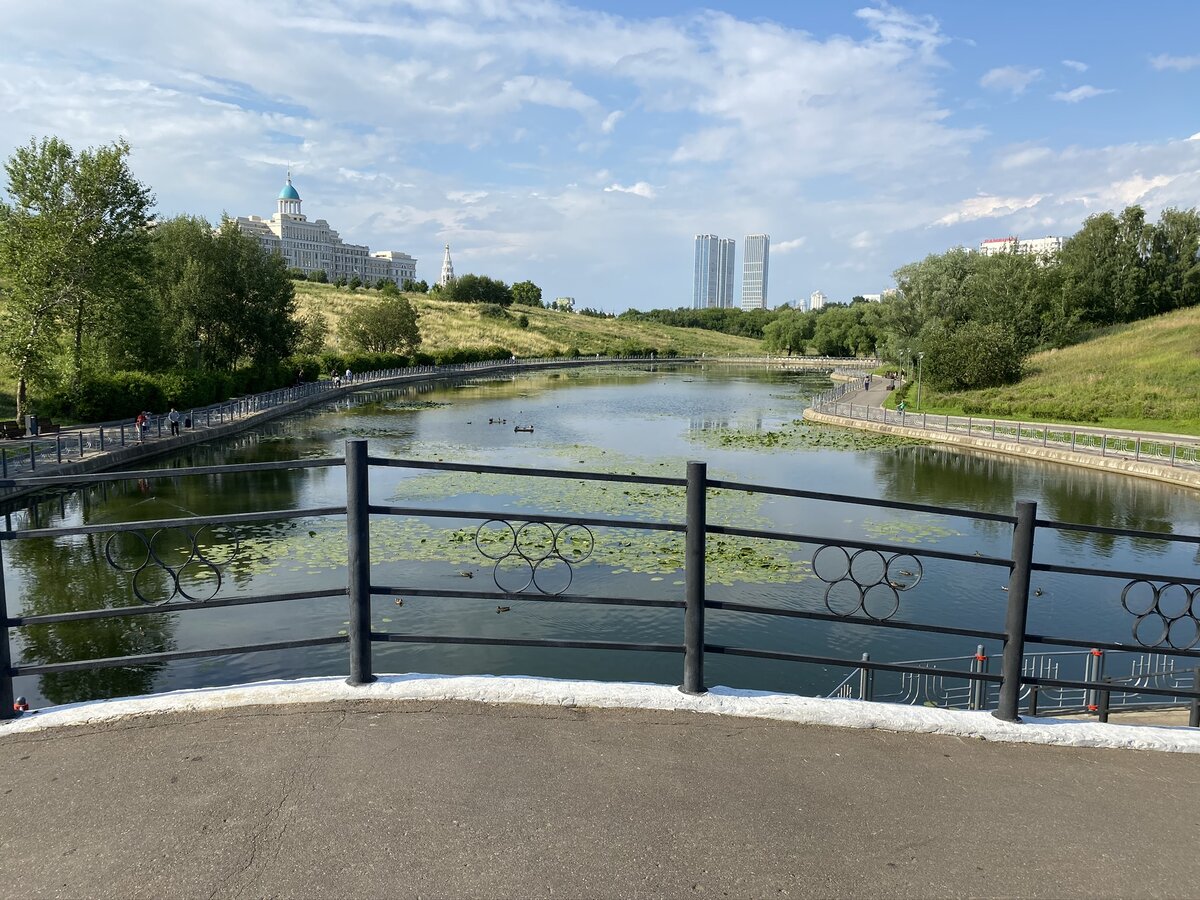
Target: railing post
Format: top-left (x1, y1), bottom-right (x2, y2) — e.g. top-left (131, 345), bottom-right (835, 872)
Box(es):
top-left (345, 438), bottom-right (376, 686)
top-left (993, 499), bottom-right (1037, 722)
top-left (1190, 668), bottom-right (1199, 728)
top-left (681, 460), bottom-right (707, 695)
top-left (0, 549), bottom-right (16, 719)
top-left (858, 652), bottom-right (873, 701)
top-left (1097, 677), bottom-right (1111, 723)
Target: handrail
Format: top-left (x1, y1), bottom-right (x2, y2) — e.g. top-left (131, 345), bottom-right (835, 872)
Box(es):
top-left (2, 442), bottom-right (1198, 724)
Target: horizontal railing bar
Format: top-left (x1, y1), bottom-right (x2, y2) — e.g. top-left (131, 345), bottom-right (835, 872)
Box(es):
top-left (1023, 674), bottom-right (1199, 701)
top-left (370, 633), bottom-right (682, 654)
top-left (705, 644), bottom-right (1003, 683)
top-left (1030, 561), bottom-right (1200, 585)
top-left (707, 478), bottom-right (1018, 523)
top-left (706, 524), bottom-right (1013, 568)
top-left (3, 506), bottom-right (346, 540)
top-left (11, 635), bottom-right (348, 676)
top-left (8, 587), bottom-right (349, 627)
top-left (1035, 518), bottom-right (1200, 545)
top-left (370, 585), bottom-right (685, 609)
top-left (370, 456), bottom-right (686, 487)
top-left (0, 457), bottom-right (345, 489)
top-left (706, 599), bottom-right (1007, 641)
top-left (1024, 632), bottom-right (1200, 659)
top-left (368, 505), bottom-right (686, 533)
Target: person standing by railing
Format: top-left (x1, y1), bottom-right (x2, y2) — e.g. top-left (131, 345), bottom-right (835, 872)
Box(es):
top-left (168, 407), bottom-right (180, 437)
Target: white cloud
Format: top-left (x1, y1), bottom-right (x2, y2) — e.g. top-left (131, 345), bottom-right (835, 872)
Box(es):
top-left (979, 66), bottom-right (1043, 95)
top-left (447, 190), bottom-right (489, 204)
top-left (934, 194), bottom-right (1044, 227)
top-left (1106, 173), bottom-right (1174, 206)
top-left (603, 181), bottom-right (655, 198)
top-left (1150, 53), bottom-right (1200, 72)
top-left (999, 146), bottom-right (1054, 169)
top-left (1052, 85), bottom-right (1114, 103)
top-left (1062, 59), bottom-right (1088, 72)
top-left (773, 237), bottom-right (807, 254)
top-left (850, 231), bottom-right (874, 250)
top-left (600, 110), bottom-right (624, 134)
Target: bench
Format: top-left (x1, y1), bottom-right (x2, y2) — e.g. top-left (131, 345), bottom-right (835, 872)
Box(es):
top-left (38, 419), bottom-right (61, 435)
top-left (1, 420), bottom-right (25, 439)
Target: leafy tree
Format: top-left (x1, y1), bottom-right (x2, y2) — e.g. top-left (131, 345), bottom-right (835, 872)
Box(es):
top-left (377, 278), bottom-right (398, 295)
top-left (402, 278), bottom-right (429, 294)
top-left (920, 320), bottom-right (1023, 390)
top-left (511, 280), bottom-right (543, 307)
top-left (517, 313), bottom-right (529, 328)
top-left (296, 311), bottom-right (328, 355)
top-left (763, 311), bottom-right (814, 355)
top-left (310, 269), bottom-right (328, 283)
top-left (348, 275), bottom-right (362, 291)
top-left (443, 273), bottom-right (512, 306)
top-left (148, 216), bottom-right (299, 371)
top-left (0, 136), bottom-right (154, 419)
top-left (337, 295), bottom-right (421, 354)
top-left (287, 267), bottom-right (308, 281)
top-left (1144, 207), bottom-right (1200, 316)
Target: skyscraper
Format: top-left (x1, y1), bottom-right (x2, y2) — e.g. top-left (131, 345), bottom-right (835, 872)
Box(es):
top-left (741, 234), bottom-right (770, 310)
top-left (693, 234), bottom-right (736, 309)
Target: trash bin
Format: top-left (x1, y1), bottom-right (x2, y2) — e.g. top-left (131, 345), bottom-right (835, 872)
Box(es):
top-left (25, 414), bottom-right (38, 437)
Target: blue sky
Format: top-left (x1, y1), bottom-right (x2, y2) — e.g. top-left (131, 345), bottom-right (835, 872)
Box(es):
top-left (2, 1), bottom-right (1199, 311)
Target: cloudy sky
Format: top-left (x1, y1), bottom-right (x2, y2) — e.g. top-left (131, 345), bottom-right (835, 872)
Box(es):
top-left (3, 1), bottom-right (1199, 311)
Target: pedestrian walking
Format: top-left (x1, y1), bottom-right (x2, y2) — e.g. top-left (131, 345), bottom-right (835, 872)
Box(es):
top-left (168, 407), bottom-right (181, 437)
top-left (345, 368), bottom-right (352, 384)
top-left (135, 411), bottom-right (147, 442)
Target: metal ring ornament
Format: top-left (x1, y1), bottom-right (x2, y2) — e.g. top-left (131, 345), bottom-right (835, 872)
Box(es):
top-left (475, 519), bottom-right (594, 596)
top-left (1121, 579), bottom-right (1200, 650)
top-left (104, 525), bottom-right (240, 605)
top-left (813, 545), bottom-right (922, 621)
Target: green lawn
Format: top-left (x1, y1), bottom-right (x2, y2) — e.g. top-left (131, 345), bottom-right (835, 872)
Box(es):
top-left (888, 306), bottom-right (1200, 436)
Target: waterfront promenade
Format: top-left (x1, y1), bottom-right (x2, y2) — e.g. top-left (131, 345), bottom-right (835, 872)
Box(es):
top-left (3, 698), bottom-right (1199, 898)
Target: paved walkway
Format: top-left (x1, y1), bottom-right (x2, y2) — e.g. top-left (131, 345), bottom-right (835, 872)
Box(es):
top-left (2, 700), bottom-right (1198, 898)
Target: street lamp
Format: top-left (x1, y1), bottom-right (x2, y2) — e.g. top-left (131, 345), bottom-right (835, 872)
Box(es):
top-left (916, 352), bottom-right (925, 409)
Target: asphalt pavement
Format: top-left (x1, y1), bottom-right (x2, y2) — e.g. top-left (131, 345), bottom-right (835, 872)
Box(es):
top-left (3, 700), bottom-right (1198, 899)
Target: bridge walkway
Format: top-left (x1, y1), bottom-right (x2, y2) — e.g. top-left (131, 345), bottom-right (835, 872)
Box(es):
top-left (2, 699), bottom-right (1196, 898)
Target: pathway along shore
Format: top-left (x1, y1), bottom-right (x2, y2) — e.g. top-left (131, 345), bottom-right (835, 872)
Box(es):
top-left (0, 356), bottom-right (695, 505)
top-left (806, 380), bottom-right (1200, 492)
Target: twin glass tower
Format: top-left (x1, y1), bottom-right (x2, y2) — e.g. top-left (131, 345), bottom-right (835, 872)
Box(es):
top-left (693, 233), bottom-right (770, 310)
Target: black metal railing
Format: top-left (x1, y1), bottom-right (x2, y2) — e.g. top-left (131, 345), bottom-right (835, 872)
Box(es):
top-left (3, 439), bottom-right (1199, 724)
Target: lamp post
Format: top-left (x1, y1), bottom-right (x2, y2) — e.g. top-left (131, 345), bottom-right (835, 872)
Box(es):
top-left (916, 352), bottom-right (925, 409)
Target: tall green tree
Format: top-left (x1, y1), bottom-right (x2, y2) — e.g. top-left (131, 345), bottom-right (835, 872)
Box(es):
top-left (0, 136), bottom-right (154, 419)
top-left (510, 280), bottom-right (543, 307)
top-left (337, 295), bottom-right (421, 354)
top-left (443, 273), bottom-right (512, 306)
top-left (148, 215), bottom-right (299, 371)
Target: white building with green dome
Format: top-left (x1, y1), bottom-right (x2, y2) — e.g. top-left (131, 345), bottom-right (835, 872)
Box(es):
top-left (235, 175), bottom-right (416, 285)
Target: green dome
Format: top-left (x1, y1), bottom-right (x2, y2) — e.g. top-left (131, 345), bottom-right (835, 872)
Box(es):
top-left (278, 179), bottom-right (300, 201)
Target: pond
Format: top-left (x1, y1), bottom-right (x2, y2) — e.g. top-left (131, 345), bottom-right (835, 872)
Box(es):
top-left (6, 363), bottom-right (1200, 708)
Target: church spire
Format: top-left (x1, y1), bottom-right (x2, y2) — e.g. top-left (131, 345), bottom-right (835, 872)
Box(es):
top-left (439, 243), bottom-right (455, 286)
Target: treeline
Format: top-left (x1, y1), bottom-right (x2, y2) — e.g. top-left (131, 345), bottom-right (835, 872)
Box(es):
top-left (878, 205), bottom-right (1200, 391)
top-left (0, 136), bottom-right (428, 422)
top-left (619, 306), bottom-right (779, 339)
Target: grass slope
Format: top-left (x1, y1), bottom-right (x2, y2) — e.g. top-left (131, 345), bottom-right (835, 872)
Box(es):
top-left (293, 282), bottom-right (764, 358)
top-left (909, 306), bottom-right (1200, 435)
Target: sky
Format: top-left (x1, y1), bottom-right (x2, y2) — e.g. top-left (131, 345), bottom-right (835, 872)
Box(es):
top-left (2, 1), bottom-right (1199, 313)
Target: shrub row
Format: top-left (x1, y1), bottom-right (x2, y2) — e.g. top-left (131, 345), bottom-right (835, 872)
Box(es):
top-left (39, 345), bottom-right (521, 422)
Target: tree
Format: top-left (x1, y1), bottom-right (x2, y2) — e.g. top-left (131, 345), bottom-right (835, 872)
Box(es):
top-left (348, 275), bottom-right (362, 291)
top-left (310, 269), bottom-right (328, 283)
top-left (337, 295), bottom-right (421, 354)
top-left (0, 136), bottom-right (154, 419)
top-left (148, 216), bottom-right (299, 371)
top-left (511, 280), bottom-right (543, 307)
top-left (296, 311), bottom-right (328, 355)
top-left (443, 273), bottom-right (511, 306)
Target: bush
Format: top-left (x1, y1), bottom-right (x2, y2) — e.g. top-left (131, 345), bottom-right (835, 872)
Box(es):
top-left (310, 269), bottom-right (328, 284)
top-left (478, 304), bottom-right (508, 319)
top-left (517, 314), bottom-right (529, 329)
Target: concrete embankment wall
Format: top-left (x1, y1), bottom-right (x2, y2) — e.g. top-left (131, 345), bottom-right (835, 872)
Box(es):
top-left (803, 408), bottom-right (1200, 493)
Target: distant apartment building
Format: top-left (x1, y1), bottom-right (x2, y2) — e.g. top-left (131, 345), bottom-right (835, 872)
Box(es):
top-left (235, 174), bottom-right (416, 285)
top-left (978, 236), bottom-right (1064, 259)
top-left (553, 296), bottom-right (575, 311)
top-left (693, 234), bottom-right (736, 309)
top-left (809, 290), bottom-right (827, 311)
top-left (741, 234), bottom-right (770, 310)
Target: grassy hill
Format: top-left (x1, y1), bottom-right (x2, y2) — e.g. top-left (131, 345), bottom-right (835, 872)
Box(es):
top-left (907, 305), bottom-right (1200, 435)
top-left (293, 282), bottom-right (764, 357)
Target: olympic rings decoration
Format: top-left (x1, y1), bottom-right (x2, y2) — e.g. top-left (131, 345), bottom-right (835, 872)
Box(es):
top-left (104, 525), bottom-right (240, 604)
top-left (1120, 579), bottom-right (1200, 650)
top-left (474, 519), bottom-right (595, 595)
top-left (812, 545), bottom-right (923, 621)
